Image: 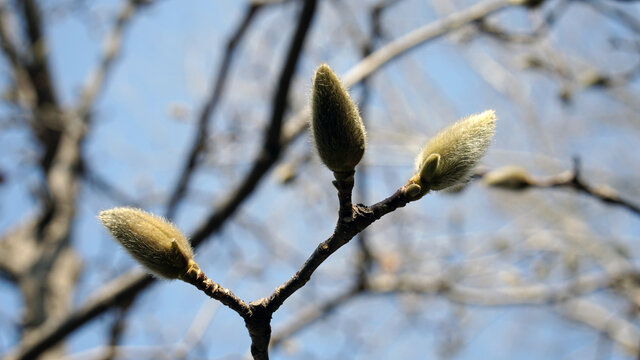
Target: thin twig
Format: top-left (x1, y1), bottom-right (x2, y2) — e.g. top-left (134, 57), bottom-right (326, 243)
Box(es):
top-left (180, 263), bottom-right (251, 318)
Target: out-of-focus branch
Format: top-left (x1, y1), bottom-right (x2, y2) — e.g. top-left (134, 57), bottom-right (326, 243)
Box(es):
top-left (281, 0), bottom-right (520, 146)
top-left (559, 298), bottom-right (640, 355)
top-left (4, 270), bottom-right (154, 360)
top-left (270, 267), bottom-right (638, 351)
top-left (165, 2), bottom-right (268, 219)
top-left (367, 270), bottom-right (634, 306)
top-left (0, 4), bottom-right (33, 108)
top-left (341, 0), bottom-right (516, 87)
top-left (370, 270), bottom-right (640, 354)
top-left (0, 4), bottom-right (23, 69)
top-left (83, 167), bottom-right (141, 207)
top-left (19, 0), bottom-right (62, 172)
top-left (582, 0), bottom-right (640, 35)
top-left (76, 0), bottom-right (150, 120)
top-left (270, 285), bottom-right (361, 349)
top-left (482, 159), bottom-right (640, 216)
top-left (264, 186), bottom-right (419, 314)
top-left (172, 301), bottom-right (220, 359)
top-left (98, 301), bottom-right (133, 360)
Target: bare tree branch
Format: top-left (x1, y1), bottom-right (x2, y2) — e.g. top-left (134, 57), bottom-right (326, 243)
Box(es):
top-left (76, 0), bottom-right (150, 120)
top-left (559, 298), bottom-right (640, 355)
top-left (482, 158), bottom-right (640, 216)
top-left (165, 2), bottom-right (268, 219)
top-left (270, 285), bottom-right (361, 349)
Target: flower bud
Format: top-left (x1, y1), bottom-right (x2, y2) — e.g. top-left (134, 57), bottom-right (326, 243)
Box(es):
top-left (99, 207), bottom-right (194, 279)
top-left (311, 64), bottom-right (366, 174)
top-left (483, 166), bottom-right (533, 190)
top-left (409, 110), bottom-right (496, 196)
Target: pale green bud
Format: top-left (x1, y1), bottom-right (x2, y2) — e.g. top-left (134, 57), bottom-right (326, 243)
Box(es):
top-left (483, 166), bottom-right (533, 190)
top-left (311, 64), bottom-right (366, 174)
top-left (99, 207), bottom-right (194, 279)
top-left (409, 110), bottom-right (496, 196)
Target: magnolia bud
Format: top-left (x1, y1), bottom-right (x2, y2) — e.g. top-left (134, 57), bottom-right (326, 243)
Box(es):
top-left (99, 207), bottom-right (194, 279)
top-left (311, 64), bottom-right (366, 174)
top-left (409, 110), bottom-right (496, 196)
top-left (483, 166), bottom-right (533, 190)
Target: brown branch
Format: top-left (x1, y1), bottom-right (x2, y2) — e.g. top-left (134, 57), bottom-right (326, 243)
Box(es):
top-left (264, 186), bottom-right (416, 314)
top-left (333, 171), bottom-right (355, 222)
top-left (180, 263), bottom-right (251, 318)
top-left (165, 2), bottom-right (267, 219)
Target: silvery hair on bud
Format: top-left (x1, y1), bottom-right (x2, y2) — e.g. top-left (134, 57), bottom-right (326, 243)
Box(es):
top-left (415, 110), bottom-right (496, 191)
top-left (99, 207), bottom-right (194, 279)
top-left (311, 64), bottom-right (366, 174)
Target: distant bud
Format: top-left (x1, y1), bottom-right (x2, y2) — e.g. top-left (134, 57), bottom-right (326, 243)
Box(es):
top-left (311, 64), bottom-right (366, 174)
top-left (483, 166), bottom-right (533, 190)
top-left (99, 207), bottom-right (194, 279)
top-left (408, 110), bottom-right (496, 197)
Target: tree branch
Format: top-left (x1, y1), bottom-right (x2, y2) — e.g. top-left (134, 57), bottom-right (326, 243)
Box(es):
top-left (264, 186), bottom-right (416, 314)
top-left (76, 0), bottom-right (151, 120)
top-left (165, 2), bottom-right (267, 219)
top-left (270, 285), bottom-right (361, 350)
top-left (482, 158), bottom-right (640, 216)
top-left (241, 1), bottom-right (318, 357)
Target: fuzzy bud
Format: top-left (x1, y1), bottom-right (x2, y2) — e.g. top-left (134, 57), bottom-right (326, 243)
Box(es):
top-left (99, 207), bottom-right (194, 279)
top-left (311, 64), bottom-right (366, 174)
top-left (484, 166), bottom-right (533, 190)
top-left (408, 110), bottom-right (496, 196)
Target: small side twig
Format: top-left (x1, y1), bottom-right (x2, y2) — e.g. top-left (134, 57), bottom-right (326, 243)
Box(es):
top-left (180, 263), bottom-right (251, 319)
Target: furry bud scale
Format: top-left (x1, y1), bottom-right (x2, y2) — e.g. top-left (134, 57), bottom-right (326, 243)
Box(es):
top-left (410, 110), bottom-right (496, 196)
top-left (311, 64), bottom-right (366, 174)
top-left (99, 207), bottom-right (194, 279)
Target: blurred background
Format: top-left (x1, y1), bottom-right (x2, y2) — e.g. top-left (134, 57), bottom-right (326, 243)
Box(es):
top-left (1, 0), bottom-right (639, 359)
